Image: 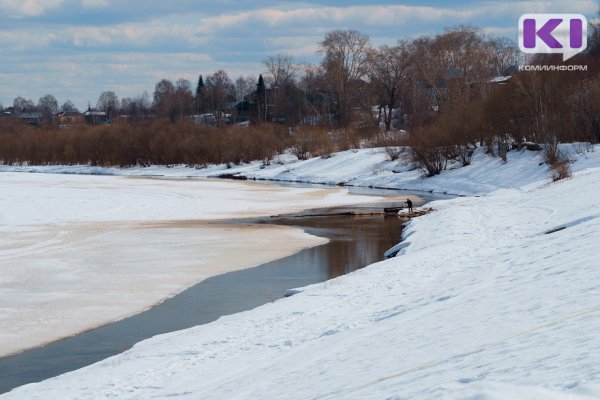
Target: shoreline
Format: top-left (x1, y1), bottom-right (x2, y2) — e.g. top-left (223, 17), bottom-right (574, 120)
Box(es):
top-left (0, 221), bottom-right (329, 359)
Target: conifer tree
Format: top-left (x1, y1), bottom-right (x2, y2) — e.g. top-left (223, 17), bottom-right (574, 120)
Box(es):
top-left (256, 74), bottom-right (266, 122)
top-left (195, 75), bottom-right (205, 113)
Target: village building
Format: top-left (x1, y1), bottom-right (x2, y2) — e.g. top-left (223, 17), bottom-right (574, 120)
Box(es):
top-left (57, 111), bottom-right (85, 128)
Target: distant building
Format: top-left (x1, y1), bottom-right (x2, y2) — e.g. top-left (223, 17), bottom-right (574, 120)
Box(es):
top-left (19, 112), bottom-right (43, 125)
top-left (57, 111), bottom-right (84, 128)
top-left (116, 114), bottom-right (156, 124)
top-left (189, 113), bottom-right (217, 125)
top-left (224, 100), bottom-right (253, 123)
top-left (84, 107), bottom-right (108, 126)
top-left (300, 113), bottom-right (333, 126)
top-left (1, 107), bottom-right (15, 116)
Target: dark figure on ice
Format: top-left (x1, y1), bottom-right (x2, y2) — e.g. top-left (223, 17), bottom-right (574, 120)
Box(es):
top-left (405, 198), bottom-right (413, 213)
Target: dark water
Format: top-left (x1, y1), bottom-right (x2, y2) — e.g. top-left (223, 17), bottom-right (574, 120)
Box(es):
top-left (0, 204), bottom-right (412, 394)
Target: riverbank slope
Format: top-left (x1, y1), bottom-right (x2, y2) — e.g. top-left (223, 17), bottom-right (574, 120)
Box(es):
top-left (3, 144), bottom-right (598, 196)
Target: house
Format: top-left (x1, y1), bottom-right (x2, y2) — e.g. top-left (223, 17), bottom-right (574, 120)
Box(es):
top-left (19, 112), bottom-right (43, 125)
top-left (189, 113), bottom-right (216, 125)
top-left (57, 111), bottom-right (84, 127)
top-left (84, 107), bottom-right (108, 126)
top-left (116, 114), bottom-right (155, 124)
top-left (224, 100), bottom-right (253, 124)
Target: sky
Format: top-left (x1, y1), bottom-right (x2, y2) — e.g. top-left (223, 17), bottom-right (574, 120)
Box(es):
top-left (0, 0), bottom-right (598, 111)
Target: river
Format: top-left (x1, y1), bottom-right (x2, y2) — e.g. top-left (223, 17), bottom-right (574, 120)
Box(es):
top-left (0, 187), bottom-right (442, 394)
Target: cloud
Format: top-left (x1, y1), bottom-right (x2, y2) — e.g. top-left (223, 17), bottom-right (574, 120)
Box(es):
top-left (0, 0), bottom-right (63, 18)
top-left (196, 5), bottom-right (473, 35)
top-left (81, 0), bottom-right (109, 8)
top-left (1, 0), bottom-right (599, 109)
top-left (0, 19), bottom-right (201, 50)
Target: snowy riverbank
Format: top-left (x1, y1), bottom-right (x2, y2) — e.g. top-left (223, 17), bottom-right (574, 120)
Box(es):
top-left (2, 144), bottom-right (600, 399)
top-left (2, 144), bottom-right (599, 195)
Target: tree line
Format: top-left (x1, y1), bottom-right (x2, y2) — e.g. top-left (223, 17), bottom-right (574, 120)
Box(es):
top-left (2, 25), bottom-right (519, 128)
top-left (2, 23), bottom-right (600, 172)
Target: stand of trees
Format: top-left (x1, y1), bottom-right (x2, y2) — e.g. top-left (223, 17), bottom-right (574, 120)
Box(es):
top-left (3, 23), bottom-right (600, 170)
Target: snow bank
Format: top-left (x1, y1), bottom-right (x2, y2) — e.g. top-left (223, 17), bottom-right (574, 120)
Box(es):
top-left (4, 152), bottom-right (599, 398)
top-left (3, 143), bottom-right (598, 196)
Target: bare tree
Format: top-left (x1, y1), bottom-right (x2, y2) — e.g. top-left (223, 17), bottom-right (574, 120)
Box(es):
top-left (297, 64), bottom-right (332, 126)
top-left (411, 26), bottom-right (500, 115)
top-left (38, 94), bottom-right (59, 123)
top-left (121, 97), bottom-right (134, 114)
top-left (97, 91), bottom-right (119, 121)
top-left (367, 40), bottom-right (415, 131)
top-left (120, 92), bottom-right (152, 121)
top-left (60, 100), bottom-right (79, 113)
top-left (174, 78), bottom-right (194, 118)
top-left (264, 54), bottom-right (301, 123)
top-left (13, 96), bottom-right (35, 114)
top-left (153, 79), bottom-right (176, 120)
top-left (206, 70), bottom-right (234, 126)
top-left (489, 37), bottom-right (519, 76)
top-left (320, 30), bottom-right (371, 127)
top-left (137, 92), bottom-right (151, 114)
top-left (264, 54), bottom-right (296, 88)
top-left (234, 75), bottom-right (256, 102)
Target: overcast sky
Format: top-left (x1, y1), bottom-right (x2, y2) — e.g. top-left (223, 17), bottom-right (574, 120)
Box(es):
top-left (0, 0), bottom-right (597, 110)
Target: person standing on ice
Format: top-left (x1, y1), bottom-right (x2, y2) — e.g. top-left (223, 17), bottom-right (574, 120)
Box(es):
top-left (405, 198), bottom-right (413, 213)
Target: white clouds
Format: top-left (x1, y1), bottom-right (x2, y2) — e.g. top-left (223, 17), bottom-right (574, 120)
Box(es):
top-left (194, 0), bottom-right (598, 36)
top-left (0, 20), bottom-right (198, 49)
top-left (81, 0), bottom-right (109, 8)
top-left (485, 0), bottom-right (597, 15)
top-left (71, 26), bottom-right (113, 46)
top-left (1, 0), bottom-right (599, 110)
top-left (0, 0), bottom-right (63, 17)
top-left (196, 5), bottom-right (473, 34)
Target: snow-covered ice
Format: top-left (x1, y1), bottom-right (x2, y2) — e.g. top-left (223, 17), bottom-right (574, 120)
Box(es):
top-left (0, 173), bottom-right (392, 357)
top-left (2, 144), bottom-right (600, 399)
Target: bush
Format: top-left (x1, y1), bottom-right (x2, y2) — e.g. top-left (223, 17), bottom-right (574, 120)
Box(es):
top-left (385, 146), bottom-right (403, 161)
top-left (0, 119), bottom-right (291, 167)
top-left (409, 145), bottom-right (447, 176)
top-left (290, 127), bottom-right (334, 160)
top-left (543, 139), bottom-right (571, 181)
top-left (551, 160), bottom-right (571, 181)
top-left (542, 140), bottom-right (563, 166)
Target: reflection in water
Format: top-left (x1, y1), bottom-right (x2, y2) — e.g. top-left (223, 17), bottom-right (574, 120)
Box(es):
top-left (268, 215), bottom-right (404, 280)
top-left (0, 213), bottom-right (404, 394)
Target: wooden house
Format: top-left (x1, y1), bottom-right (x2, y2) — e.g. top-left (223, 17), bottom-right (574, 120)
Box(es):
top-left (57, 111), bottom-right (84, 127)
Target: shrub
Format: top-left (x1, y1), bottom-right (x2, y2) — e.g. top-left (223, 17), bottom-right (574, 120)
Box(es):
top-left (385, 146), bottom-right (403, 161)
top-left (409, 145), bottom-right (447, 176)
top-left (551, 160), bottom-right (571, 181)
top-left (543, 139), bottom-right (571, 181)
top-left (290, 127), bottom-right (334, 160)
top-left (0, 119), bottom-right (291, 167)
